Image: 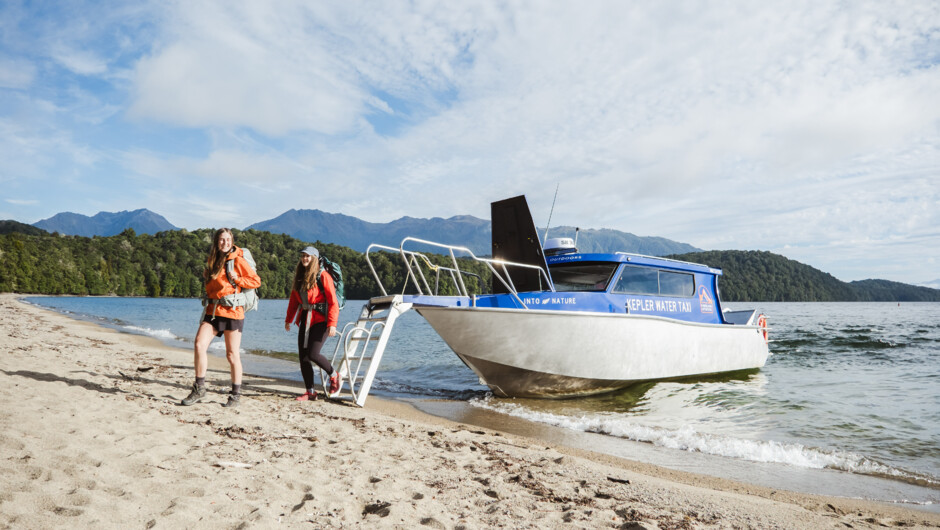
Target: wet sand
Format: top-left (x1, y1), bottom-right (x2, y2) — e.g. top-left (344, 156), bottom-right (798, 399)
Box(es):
top-left (2, 293), bottom-right (938, 528)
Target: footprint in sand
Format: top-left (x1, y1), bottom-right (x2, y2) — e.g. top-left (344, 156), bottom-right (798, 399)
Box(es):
top-left (75, 479), bottom-right (98, 491)
top-left (160, 499), bottom-right (180, 516)
top-left (0, 435), bottom-right (26, 452)
top-left (362, 501), bottom-right (391, 518)
top-left (420, 516), bottom-right (446, 529)
top-left (24, 465), bottom-right (48, 481)
top-left (66, 491), bottom-right (91, 507)
top-left (52, 506), bottom-right (83, 517)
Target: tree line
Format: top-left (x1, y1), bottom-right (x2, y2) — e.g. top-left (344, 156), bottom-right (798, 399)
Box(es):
top-left (0, 229), bottom-right (492, 299)
top-left (1, 229), bottom-right (937, 301)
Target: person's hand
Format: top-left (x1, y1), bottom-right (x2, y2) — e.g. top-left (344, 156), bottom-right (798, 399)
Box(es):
top-left (284, 322), bottom-right (291, 332)
top-left (328, 326), bottom-right (337, 337)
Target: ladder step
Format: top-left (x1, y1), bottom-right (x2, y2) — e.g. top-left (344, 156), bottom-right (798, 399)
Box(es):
top-left (329, 297), bottom-right (412, 407)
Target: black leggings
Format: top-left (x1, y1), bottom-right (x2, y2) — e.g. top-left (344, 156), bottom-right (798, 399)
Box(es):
top-left (297, 312), bottom-right (334, 390)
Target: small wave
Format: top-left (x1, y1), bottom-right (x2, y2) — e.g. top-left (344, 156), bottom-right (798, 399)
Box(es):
top-left (122, 325), bottom-right (182, 341)
top-left (372, 380), bottom-right (484, 401)
top-left (246, 349), bottom-right (297, 363)
top-left (469, 397), bottom-right (939, 488)
top-left (831, 335), bottom-right (901, 349)
top-left (770, 338), bottom-right (817, 350)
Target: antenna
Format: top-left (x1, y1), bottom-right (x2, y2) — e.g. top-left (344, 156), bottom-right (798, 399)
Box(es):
top-left (543, 183), bottom-right (559, 245)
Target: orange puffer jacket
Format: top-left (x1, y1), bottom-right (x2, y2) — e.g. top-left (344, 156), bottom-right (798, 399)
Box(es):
top-left (204, 247), bottom-right (261, 320)
top-left (285, 271), bottom-right (339, 329)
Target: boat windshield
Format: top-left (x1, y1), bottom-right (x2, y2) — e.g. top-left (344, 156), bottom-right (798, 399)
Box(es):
top-left (549, 263), bottom-right (620, 292)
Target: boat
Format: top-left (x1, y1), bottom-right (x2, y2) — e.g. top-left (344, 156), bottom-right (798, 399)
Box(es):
top-left (332, 195), bottom-right (770, 402)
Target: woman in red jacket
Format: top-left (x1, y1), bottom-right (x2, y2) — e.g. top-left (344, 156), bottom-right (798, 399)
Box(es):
top-left (181, 228), bottom-right (261, 408)
top-left (284, 246), bottom-right (340, 400)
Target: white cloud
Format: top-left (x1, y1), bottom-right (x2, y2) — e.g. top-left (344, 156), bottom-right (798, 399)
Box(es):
top-left (128, 3), bottom-right (372, 136)
top-left (125, 148), bottom-right (308, 184)
top-left (51, 47), bottom-right (108, 76)
top-left (0, 55), bottom-right (36, 89)
top-left (2, 0), bottom-right (939, 284)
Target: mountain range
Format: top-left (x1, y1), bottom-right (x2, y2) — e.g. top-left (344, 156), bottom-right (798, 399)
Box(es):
top-left (920, 279), bottom-right (940, 290)
top-left (28, 208), bottom-right (700, 256)
top-left (4, 208), bottom-right (938, 300)
top-left (246, 209), bottom-right (700, 256)
top-left (32, 209), bottom-right (178, 237)
top-left (246, 209), bottom-right (492, 253)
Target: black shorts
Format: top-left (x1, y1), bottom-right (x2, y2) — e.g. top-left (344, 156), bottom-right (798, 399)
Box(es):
top-left (203, 315), bottom-right (245, 337)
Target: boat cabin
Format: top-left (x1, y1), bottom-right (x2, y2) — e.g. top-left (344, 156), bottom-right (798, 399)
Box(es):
top-left (540, 251), bottom-right (726, 324)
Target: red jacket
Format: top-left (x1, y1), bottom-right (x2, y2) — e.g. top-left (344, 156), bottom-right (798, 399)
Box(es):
top-left (285, 271), bottom-right (339, 328)
top-left (204, 247), bottom-right (261, 320)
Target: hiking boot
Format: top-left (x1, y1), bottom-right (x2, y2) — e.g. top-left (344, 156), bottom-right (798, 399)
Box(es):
top-left (180, 383), bottom-right (206, 406)
top-left (329, 371), bottom-right (340, 394)
top-left (222, 393), bottom-right (240, 408)
top-left (295, 391), bottom-right (317, 402)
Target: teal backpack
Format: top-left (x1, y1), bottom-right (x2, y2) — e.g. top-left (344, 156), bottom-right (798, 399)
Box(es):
top-left (223, 247), bottom-right (260, 312)
top-left (317, 255), bottom-right (346, 310)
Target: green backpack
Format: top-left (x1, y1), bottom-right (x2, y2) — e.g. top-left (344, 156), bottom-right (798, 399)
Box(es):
top-left (317, 255), bottom-right (346, 310)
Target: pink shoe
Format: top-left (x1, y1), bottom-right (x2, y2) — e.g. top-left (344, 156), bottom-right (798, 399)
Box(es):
top-left (329, 372), bottom-right (340, 394)
top-left (295, 391), bottom-right (317, 401)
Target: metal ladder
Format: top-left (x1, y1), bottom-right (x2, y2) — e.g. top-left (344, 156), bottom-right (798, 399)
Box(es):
top-left (323, 295), bottom-right (412, 407)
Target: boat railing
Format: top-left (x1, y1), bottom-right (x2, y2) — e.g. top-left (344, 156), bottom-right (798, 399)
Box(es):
top-left (365, 243), bottom-right (484, 297)
top-left (365, 237), bottom-right (554, 309)
top-left (614, 251), bottom-right (713, 270)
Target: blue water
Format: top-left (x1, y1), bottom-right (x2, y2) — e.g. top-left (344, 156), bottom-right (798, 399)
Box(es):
top-left (24, 297), bottom-right (940, 507)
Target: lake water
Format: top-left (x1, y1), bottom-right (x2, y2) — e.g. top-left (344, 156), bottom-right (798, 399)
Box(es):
top-left (23, 297), bottom-right (940, 509)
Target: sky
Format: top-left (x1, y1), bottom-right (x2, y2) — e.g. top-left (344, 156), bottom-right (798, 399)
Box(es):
top-left (1, 1), bottom-right (938, 286)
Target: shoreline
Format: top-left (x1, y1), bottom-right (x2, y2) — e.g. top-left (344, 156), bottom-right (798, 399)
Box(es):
top-left (22, 295), bottom-right (940, 507)
top-left (412, 399), bottom-right (940, 510)
top-left (3, 293), bottom-right (938, 528)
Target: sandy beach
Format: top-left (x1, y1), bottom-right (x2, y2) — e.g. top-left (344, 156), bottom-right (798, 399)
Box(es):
top-left (1, 294), bottom-right (937, 529)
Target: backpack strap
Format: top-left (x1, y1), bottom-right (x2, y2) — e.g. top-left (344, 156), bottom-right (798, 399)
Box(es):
top-left (299, 274), bottom-right (328, 349)
top-left (224, 255), bottom-right (240, 291)
top-left (201, 296), bottom-right (220, 321)
top-left (300, 299), bottom-right (327, 348)
top-left (300, 276), bottom-right (328, 316)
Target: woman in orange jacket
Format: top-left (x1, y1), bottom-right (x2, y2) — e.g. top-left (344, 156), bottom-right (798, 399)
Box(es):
top-left (180, 228), bottom-right (261, 408)
top-left (284, 246), bottom-right (340, 400)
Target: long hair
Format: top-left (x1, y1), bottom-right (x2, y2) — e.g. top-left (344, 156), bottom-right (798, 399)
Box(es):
top-left (292, 256), bottom-right (320, 293)
top-left (205, 228), bottom-right (234, 281)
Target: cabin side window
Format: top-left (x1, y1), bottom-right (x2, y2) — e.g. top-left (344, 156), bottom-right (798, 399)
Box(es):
top-left (611, 265), bottom-right (695, 297)
top-left (611, 266), bottom-right (659, 295)
top-left (549, 263), bottom-right (620, 292)
top-left (659, 270), bottom-right (695, 296)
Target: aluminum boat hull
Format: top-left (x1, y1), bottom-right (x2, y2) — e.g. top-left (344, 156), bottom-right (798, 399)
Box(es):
top-left (415, 305), bottom-right (770, 398)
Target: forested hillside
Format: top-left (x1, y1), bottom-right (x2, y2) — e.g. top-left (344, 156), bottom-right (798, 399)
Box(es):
top-left (670, 250), bottom-right (940, 302)
top-left (1, 220), bottom-right (46, 236)
top-left (2, 230), bottom-right (937, 301)
top-left (849, 279), bottom-right (940, 302)
top-left (0, 229), bottom-right (491, 299)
